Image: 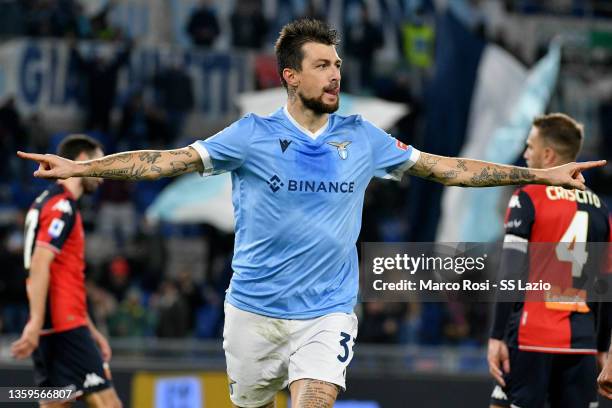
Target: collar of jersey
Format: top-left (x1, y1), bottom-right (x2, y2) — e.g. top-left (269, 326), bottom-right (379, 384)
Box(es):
top-left (282, 105), bottom-right (330, 142)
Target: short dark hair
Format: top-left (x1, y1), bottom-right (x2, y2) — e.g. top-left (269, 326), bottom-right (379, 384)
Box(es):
top-left (274, 19), bottom-right (339, 89)
top-left (533, 113), bottom-right (584, 161)
top-left (57, 134), bottom-right (103, 160)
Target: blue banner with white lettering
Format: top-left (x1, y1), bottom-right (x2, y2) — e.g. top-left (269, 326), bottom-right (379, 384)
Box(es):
top-left (0, 39), bottom-right (252, 119)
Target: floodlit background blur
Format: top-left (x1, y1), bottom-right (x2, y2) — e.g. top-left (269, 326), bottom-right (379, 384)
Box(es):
top-left (0, 0), bottom-right (611, 406)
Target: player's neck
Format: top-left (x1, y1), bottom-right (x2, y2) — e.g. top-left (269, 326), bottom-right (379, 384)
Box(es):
top-left (57, 178), bottom-right (83, 199)
top-left (286, 100), bottom-right (329, 134)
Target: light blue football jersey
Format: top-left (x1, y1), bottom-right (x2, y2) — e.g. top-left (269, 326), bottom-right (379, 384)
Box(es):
top-left (190, 107), bottom-right (420, 319)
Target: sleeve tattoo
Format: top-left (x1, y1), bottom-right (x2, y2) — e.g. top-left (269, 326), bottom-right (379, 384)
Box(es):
top-left (407, 152), bottom-right (537, 187)
top-left (81, 148), bottom-right (201, 180)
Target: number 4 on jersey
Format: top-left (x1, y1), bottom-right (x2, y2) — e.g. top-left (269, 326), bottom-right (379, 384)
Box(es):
top-left (555, 210), bottom-right (589, 278)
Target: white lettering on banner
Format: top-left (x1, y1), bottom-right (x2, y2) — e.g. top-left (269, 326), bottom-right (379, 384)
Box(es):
top-left (1, 40), bottom-right (252, 120)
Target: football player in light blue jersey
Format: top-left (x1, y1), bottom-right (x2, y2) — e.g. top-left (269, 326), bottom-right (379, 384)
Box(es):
top-left (19, 19), bottom-right (606, 408)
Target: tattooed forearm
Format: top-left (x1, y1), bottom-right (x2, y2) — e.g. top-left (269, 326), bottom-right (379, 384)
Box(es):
top-left (77, 148), bottom-right (203, 180)
top-left (468, 166), bottom-right (536, 186)
top-left (470, 167), bottom-right (493, 185)
top-left (82, 154), bottom-right (132, 167)
top-left (139, 152), bottom-right (161, 164)
top-left (509, 168), bottom-right (536, 181)
top-left (88, 163), bottom-right (149, 179)
top-left (441, 170), bottom-right (459, 180)
top-left (168, 150), bottom-right (193, 157)
top-left (168, 161), bottom-right (200, 177)
top-left (406, 153), bottom-right (541, 187)
top-left (408, 153), bottom-right (441, 180)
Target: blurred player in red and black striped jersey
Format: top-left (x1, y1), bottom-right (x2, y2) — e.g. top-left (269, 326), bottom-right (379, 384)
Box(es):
top-left (488, 114), bottom-right (612, 408)
top-left (11, 135), bottom-right (122, 408)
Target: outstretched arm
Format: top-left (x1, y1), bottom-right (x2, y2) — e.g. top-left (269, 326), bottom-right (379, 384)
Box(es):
top-left (407, 152), bottom-right (606, 190)
top-left (17, 147), bottom-right (204, 181)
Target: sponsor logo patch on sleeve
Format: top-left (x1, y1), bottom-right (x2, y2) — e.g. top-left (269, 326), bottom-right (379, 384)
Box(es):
top-left (396, 140), bottom-right (409, 151)
top-left (48, 218), bottom-right (65, 238)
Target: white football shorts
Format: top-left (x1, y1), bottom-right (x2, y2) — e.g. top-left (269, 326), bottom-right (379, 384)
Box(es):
top-left (223, 302), bottom-right (358, 407)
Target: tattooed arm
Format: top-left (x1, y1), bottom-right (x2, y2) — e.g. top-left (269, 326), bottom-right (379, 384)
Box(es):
top-left (16, 147), bottom-right (203, 181)
top-left (406, 152), bottom-right (606, 190)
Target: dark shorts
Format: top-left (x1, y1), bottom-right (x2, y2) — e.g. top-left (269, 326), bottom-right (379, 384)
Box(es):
top-left (490, 347), bottom-right (597, 408)
top-left (32, 325), bottom-right (112, 397)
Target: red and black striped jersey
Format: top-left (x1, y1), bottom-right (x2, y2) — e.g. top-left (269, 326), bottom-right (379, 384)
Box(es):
top-left (494, 184), bottom-right (611, 354)
top-left (24, 183), bottom-right (87, 334)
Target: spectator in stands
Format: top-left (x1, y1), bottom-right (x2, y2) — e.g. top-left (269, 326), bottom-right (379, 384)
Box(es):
top-left (0, 213), bottom-right (29, 334)
top-left (108, 287), bottom-right (155, 337)
top-left (100, 255), bottom-right (132, 302)
top-left (89, 0), bottom-right (123, 41)
top-left (128, 220), bottom-right (167, 293)
top-left (230, 0), bottom-right (268, 49)
top-left (176, 270), bottom-right (203, 332)
top-left (96, 179), bottom-right (137, 246)
top-left (24, 0), bottom-right (84, 38)
top-left (0, 0), bottom-right (26, 37)
top-left (70, 39), bottom-right (132, 134)
top-left (24, 112), bottom-right (49, 154)
top-left (154, 280), bottom-right (190, 338)
top-left (186, 0), bottom-right (220, 48)
top-left (86, 280), bottom-right (117, 336)
top-left (359, 302), bottom-right (407, 343)
top-left (0, 96), bottom-right (26, 149)
top-left (0, 96), bottom-right (27, 181)
top-left (344, 3), bottom-right (384, 92)
top-left (118, 91), bottom-right (170, 149)
top-left (152, 59), bottom-right (194, 145)
top-left (303, 0), bottom-right (325, 21)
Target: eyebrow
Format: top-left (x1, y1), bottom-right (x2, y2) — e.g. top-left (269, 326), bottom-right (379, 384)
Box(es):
top-left (313, 58), bottom-right (343, 65)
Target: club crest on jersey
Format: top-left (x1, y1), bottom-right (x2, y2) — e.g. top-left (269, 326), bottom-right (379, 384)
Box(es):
top-left (327, 141), bottom-right (351, 160)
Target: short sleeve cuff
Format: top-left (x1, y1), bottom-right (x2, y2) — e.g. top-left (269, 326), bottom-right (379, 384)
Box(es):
top-left (407, 146), bottom-right (421, 168)
top-left (384, 146), bottom-right (421, 181)
top-left (189, 142), bottom-right (214, 176)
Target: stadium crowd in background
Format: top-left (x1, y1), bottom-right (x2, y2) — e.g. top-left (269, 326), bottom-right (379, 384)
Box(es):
top-left (0, 0), bottom-right (611, 354)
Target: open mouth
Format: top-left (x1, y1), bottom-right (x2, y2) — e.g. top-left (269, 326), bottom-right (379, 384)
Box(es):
top-left (324, 87), bottom-right (339, 96)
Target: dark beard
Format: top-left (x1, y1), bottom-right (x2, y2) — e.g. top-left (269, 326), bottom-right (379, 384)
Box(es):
top-left (298, 91), bottom-right (339, 114)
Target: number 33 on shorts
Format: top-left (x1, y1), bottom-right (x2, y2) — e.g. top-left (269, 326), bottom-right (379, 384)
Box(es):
top-left (337, 332), bottom-right (354, 363)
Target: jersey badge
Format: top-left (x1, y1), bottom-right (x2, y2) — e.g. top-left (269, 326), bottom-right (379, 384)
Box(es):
top-left (327, 141), bottom-right (351, 160)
